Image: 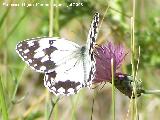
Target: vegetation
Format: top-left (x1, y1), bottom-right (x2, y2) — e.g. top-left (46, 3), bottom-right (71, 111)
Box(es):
top-left (0, 0), bottom-right (160, 120)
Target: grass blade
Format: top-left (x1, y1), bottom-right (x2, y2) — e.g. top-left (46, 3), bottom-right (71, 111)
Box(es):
top-left (0, 76), bottom-right (9, 120)
top-left (0, 1), bottom-right (12, 29)
top-left (6, 9), bottom-right (28, 41)
top-left (45, 0), bottom-right (54, 119)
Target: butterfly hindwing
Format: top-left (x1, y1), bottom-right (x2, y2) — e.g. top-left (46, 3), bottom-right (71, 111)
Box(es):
top-left (44, 58), bottom-right (86, 95)
top-left (16, 37), bottom-right (80, 73)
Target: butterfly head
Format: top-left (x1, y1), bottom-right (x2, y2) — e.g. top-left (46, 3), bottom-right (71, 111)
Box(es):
top-left (80, 46), bottom-right (86, 55)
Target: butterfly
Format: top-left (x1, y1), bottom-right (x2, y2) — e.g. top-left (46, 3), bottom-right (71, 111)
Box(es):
top-left (16, 12), bottom-right (100, 96)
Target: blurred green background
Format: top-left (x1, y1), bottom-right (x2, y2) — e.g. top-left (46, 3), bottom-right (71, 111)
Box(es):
top-left (0, 0), bottom-right (160, 120)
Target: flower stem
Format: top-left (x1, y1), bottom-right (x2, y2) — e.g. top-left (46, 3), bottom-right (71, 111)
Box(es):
top-left (45, 0), bottom-right (54, 119)
top-left (131, 0), bottom-right (138, 119)
top-left (49, 0), bottom-right (54, 37)
top-left (111, 58), bottom-right (115, 120)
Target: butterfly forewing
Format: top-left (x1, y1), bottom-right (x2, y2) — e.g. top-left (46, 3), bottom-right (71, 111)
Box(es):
top-left (86, 12), bottom-right (100, 54)
top-left (16, 37), bottom-right (80, 73)
top-left (84, 12), bottom-right (100, 87)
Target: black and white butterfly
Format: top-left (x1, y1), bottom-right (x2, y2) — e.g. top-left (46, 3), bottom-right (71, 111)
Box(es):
top-left (16, 12), bottom-right (100, 96)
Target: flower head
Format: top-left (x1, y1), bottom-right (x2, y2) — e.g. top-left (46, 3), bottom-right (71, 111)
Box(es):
top-left (93, 42), bottom-right (127, 83)
top-left (92, 42), bottom-right (145, 98)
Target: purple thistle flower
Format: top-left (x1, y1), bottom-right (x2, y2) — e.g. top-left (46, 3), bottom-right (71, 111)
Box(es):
top-left (92, 42), bottom-right (145, 98)
top-left (93, 42), bottom-right (127, 83)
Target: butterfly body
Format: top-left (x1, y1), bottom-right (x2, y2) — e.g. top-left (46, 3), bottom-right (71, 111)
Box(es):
top-left (16, 12), bottom-right (100, 96)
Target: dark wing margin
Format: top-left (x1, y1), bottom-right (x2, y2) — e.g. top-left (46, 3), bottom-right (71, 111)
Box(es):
top-left (44, 72), bottom-right (83, 96)
top-left (16, 37), bottom-right (57, 73)
top-left (87, 12), bottom-right (100, 54)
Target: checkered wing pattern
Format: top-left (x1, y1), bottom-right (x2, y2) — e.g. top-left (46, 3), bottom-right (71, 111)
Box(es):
top-left (84, 12), bottom-right (100, 87)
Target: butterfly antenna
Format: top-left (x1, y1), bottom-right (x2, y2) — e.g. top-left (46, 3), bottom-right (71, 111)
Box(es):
top-left (97, 5), bottom-right (110, 38)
